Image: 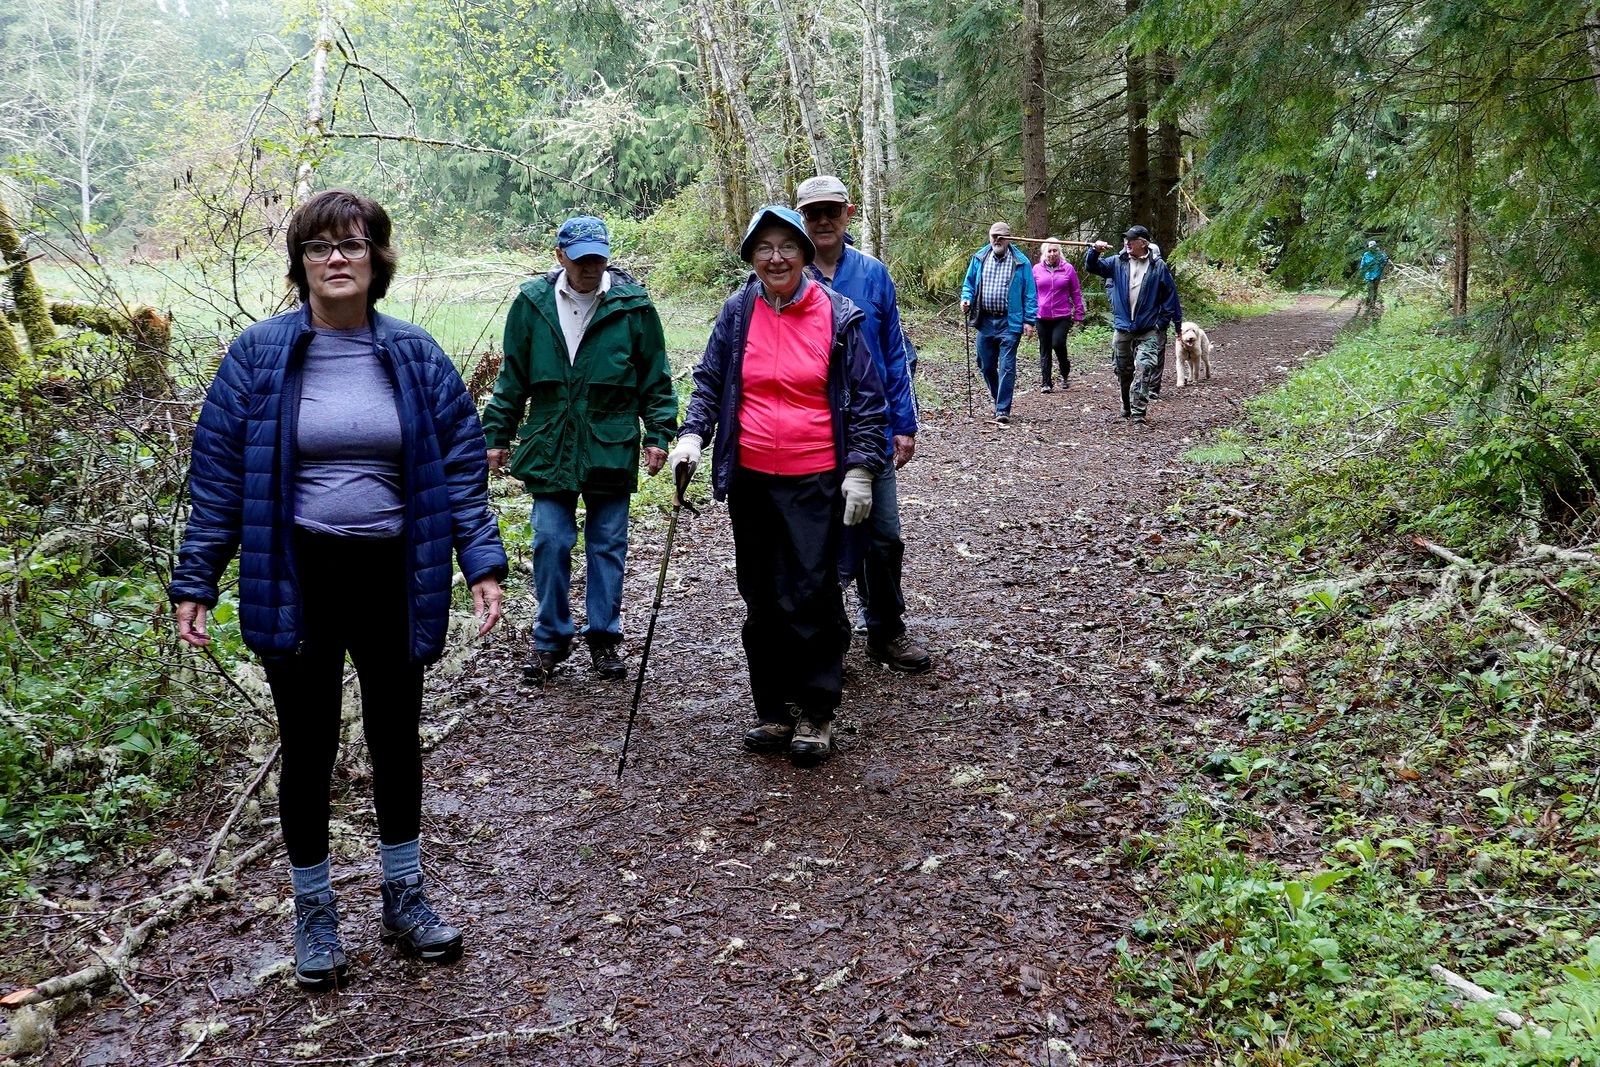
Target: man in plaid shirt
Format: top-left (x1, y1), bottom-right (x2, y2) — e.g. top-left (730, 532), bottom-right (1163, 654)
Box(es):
top-left (960, 222), bottom-right (1037, 425)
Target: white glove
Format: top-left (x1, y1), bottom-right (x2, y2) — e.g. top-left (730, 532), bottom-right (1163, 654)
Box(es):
top-left (667, 434), bottom-right (702, 480)
top-left (841, 467), bottom-right (873, 526)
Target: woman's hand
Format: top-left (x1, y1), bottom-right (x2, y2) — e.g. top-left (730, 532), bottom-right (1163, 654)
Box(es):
top-left (175, 600), bottom-right (211, 647)
top-left (471, 576), bottom-right (504, 637)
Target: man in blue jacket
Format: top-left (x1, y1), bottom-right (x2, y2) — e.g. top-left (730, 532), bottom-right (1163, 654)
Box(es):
top-left (960, 222), bottom-right (1037, 425)
top-left (798, 175), bottom-right (931, 674)
top-left (1086, 225), bottom-right (1183, 423)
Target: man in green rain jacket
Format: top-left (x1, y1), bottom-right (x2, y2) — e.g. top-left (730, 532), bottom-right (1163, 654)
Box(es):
top-left (482, 215), bottom-right (677, 685)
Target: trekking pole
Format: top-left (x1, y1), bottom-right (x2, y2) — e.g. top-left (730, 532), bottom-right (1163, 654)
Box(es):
top-left (964, 312), bottom-right (974, 419)
top-left (617, 462), bottom-right (696, 779)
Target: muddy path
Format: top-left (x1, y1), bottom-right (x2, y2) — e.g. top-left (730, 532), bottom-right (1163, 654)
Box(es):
top-left (34, 297), bottom-right (1347, 1066)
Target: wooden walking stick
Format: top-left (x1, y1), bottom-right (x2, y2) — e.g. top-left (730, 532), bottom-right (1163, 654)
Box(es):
top-left (617, 462), bottom-right (696, 779)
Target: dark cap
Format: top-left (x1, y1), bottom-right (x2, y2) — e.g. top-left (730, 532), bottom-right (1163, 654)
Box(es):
top-left (1123, 224), bottom-right (1151, 240)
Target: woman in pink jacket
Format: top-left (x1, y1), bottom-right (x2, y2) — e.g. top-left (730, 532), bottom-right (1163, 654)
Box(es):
top-left (1032, 239), bottom-right (1085, 392)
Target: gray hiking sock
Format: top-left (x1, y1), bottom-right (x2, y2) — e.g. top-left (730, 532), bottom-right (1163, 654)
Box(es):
top-left (291, 857), bottom-right (333, 898)
top-left (379, 837), bottom-right (422, 883)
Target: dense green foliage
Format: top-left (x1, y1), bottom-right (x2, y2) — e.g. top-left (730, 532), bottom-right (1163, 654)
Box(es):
top-left (1119, 293), bottom-right (1600, 1064)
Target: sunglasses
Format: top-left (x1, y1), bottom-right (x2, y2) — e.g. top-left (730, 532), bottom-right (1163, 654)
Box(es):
top-left (800, 203), bottom-right (846, 221)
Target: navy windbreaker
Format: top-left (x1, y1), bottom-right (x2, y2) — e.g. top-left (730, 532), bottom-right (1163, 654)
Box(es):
top-left (680, 274), bottom-right (888, 503)
top-left (169, 305), bottom-right (508, 664)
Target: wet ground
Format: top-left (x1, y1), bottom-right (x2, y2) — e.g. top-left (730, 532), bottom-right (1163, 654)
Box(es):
top-left (24, 297), bottom-right (1347, 1065)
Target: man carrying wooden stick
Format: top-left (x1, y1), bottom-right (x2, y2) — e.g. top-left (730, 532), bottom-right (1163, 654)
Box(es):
top-left (959, 222), bottom-right (1037, 426)
top-left (1085, 225), bottom-right (1183, 425)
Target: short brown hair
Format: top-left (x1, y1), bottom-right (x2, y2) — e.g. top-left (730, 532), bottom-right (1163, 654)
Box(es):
top-left (284, 190), bottom-right (399, 304)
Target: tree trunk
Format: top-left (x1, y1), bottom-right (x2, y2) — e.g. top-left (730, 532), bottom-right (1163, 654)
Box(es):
top-left (294, 0), bottom-right (338, 203)
top-left (859, 13), bottom-right (884, 258)
top-left (1151, 52), bottom-right (1181, 254)
top-left (1125, 0), bottom-right (1151, 228)
top-left (1454, 125), bottom-right (1472, 316)
top-left (1588, 14), bottom-right (1600, 105)
top-left (691, 35), bottom-right (743, 248)
top-left (873, 0), bottom-right (900, 183)
top-left (1022, 0), bottom-right (1048, 246)
top-left (694, 0), bottom-right (782, 205)
top-left (0, 203), bottom-right (57, 353)
top-left (771, 0), bottom-right (832, 175)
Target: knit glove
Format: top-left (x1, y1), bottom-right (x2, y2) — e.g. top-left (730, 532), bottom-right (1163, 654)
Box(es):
top-left (667, 434), bottom-right (702, 481)
top-left (841, 467), bottom-right (874, 527)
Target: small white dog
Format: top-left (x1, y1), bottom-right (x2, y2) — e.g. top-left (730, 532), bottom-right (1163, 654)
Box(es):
top-left (1175, 320), bottom-right (1212, 387)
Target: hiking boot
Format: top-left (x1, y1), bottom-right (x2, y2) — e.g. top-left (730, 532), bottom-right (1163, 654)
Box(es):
top-left (789, 719), bottom-right (834, 767)
top-left (586, 637), bottom-right (626, 681)
top-left (293, 890), bottom-right (349, 992)
top-left (994, 414), bottom-right (1010, 426)
top-left (867, 632), bottom-right (932, 674)
top-left (380, 874), bottom-right (464, 964)
top-left (743, 721), bottom-right (794, 753)
top-left (521, 643), bottom-right (571, 685)
top-left (1040, 384), bottom-right (1053, 394)
top-left (1132, 413), bottom-right (1148, 424)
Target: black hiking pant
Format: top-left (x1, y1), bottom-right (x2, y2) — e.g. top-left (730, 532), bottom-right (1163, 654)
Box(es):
top-left (728, 467), bottom-right (847, 725)
top-left (1037, 317), bottom-right (1075, 388)
top-left (264, 530), bottom-right (425, 869)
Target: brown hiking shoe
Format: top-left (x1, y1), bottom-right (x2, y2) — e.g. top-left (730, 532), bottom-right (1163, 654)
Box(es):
top-left (789, 719), bottom-right (834, 767)
top-left (867, 632), bottom-right (932, 674)
top-left (743, 722), bottom-right (794, 753)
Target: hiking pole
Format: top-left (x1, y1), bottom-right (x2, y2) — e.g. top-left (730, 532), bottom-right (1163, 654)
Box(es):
top-left (617, 461), bottom-right (696, 779)
top-left (964, 312), bottom-right (974, 419)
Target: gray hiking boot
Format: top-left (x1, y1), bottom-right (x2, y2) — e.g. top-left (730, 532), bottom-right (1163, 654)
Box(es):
top-left (380, 874), bottom-right (464, 964)
top-left (789, 719), bottom-right (834, 767)
top-left (293, 890), bottom-right (349, 992)
top-left (867, 632), bottom-right (932, 674)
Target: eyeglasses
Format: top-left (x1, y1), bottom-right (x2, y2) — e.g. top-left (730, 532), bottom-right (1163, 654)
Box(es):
top-left (800, 203), bottom-right (845, 221)
top-left (752, 241), bottom-right (803, 261)
top-left (301, 237), bottom-right (373, 262)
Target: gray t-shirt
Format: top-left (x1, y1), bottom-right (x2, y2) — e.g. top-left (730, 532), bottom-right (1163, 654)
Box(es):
top-left (294, 326), bottom-right (405, 538)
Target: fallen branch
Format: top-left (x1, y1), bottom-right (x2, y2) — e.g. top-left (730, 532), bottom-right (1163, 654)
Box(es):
top-left (1430, 963), bottom-right (1553, 1041)
top-left (197, 744), bottom-right (281, 879)
top-left (2, 833), bottom-right (278, 1010)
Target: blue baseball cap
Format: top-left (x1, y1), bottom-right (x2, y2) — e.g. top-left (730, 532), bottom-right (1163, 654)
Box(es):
top-left (739, 205), bottom-right (815, 264)
top-left (557, 215), bottom-right (611, 259)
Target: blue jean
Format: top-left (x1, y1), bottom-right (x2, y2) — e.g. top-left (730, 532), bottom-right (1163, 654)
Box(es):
top-left (975, 314), bottom-right (1019, 416)
top-left (857, 462), bottom-right (906, 643)
top-left (531, 491), bottom-right (630, 651)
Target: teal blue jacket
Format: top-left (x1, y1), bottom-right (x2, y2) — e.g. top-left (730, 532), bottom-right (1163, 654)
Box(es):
top-left (960, 245), bottom-right (1038, 334)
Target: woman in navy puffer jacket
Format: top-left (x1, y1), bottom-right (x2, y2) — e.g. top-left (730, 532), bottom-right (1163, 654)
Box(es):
top-left (169, 190), bottom-right (507, 991)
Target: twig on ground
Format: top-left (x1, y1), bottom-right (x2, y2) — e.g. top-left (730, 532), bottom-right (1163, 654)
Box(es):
top-left (198, 744), bottom-right (281, 879)
top-left (1430, 964), bottom-right (1553, 1040)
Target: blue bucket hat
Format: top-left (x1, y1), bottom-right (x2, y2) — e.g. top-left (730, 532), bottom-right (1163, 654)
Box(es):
top-left (739, 205), bottom-right (815, 264)
top-left (557, 215), bottom-right (611, 260)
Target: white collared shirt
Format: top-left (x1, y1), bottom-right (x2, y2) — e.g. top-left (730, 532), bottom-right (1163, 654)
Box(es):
top-left (554, 268), bottom-right (612, 364)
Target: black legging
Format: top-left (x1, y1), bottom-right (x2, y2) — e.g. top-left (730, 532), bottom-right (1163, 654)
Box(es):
top-left (264, 529), bottom-right (424, 868)
top-left (1038, 317), bottom-right (1074, 387)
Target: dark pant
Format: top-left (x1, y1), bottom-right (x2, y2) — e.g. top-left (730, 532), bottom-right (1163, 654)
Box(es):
top-left (1037, 317), bottom-right (1074, 386)
top-left (1150, 326), bottom-right (1169, 395)
top-left (858, 462), bottom-right (905, 644)
top-left (728, 467), bottom-right (847, 724)
top-left (264, 530), bottom-right (425, 869)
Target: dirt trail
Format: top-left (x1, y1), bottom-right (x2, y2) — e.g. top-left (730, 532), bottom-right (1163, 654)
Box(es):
top-left (38, 297), bottom-right (1347, 1066)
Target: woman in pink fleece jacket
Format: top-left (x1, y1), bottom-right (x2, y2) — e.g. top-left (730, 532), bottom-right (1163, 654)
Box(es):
top-left (1032, 240), bottom-right (1085, 392)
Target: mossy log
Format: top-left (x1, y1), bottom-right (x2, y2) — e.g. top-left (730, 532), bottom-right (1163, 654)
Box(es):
top-left (0, 316), bottom-right (21, 376)
top-left (0, 203), bottom-right (55, 352)
top-left (49, 303), bottom-right (172, 397)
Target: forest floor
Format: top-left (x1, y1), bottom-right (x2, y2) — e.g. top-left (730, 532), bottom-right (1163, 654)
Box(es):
top-left (27, 296), bottom-right (1348, 1066)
